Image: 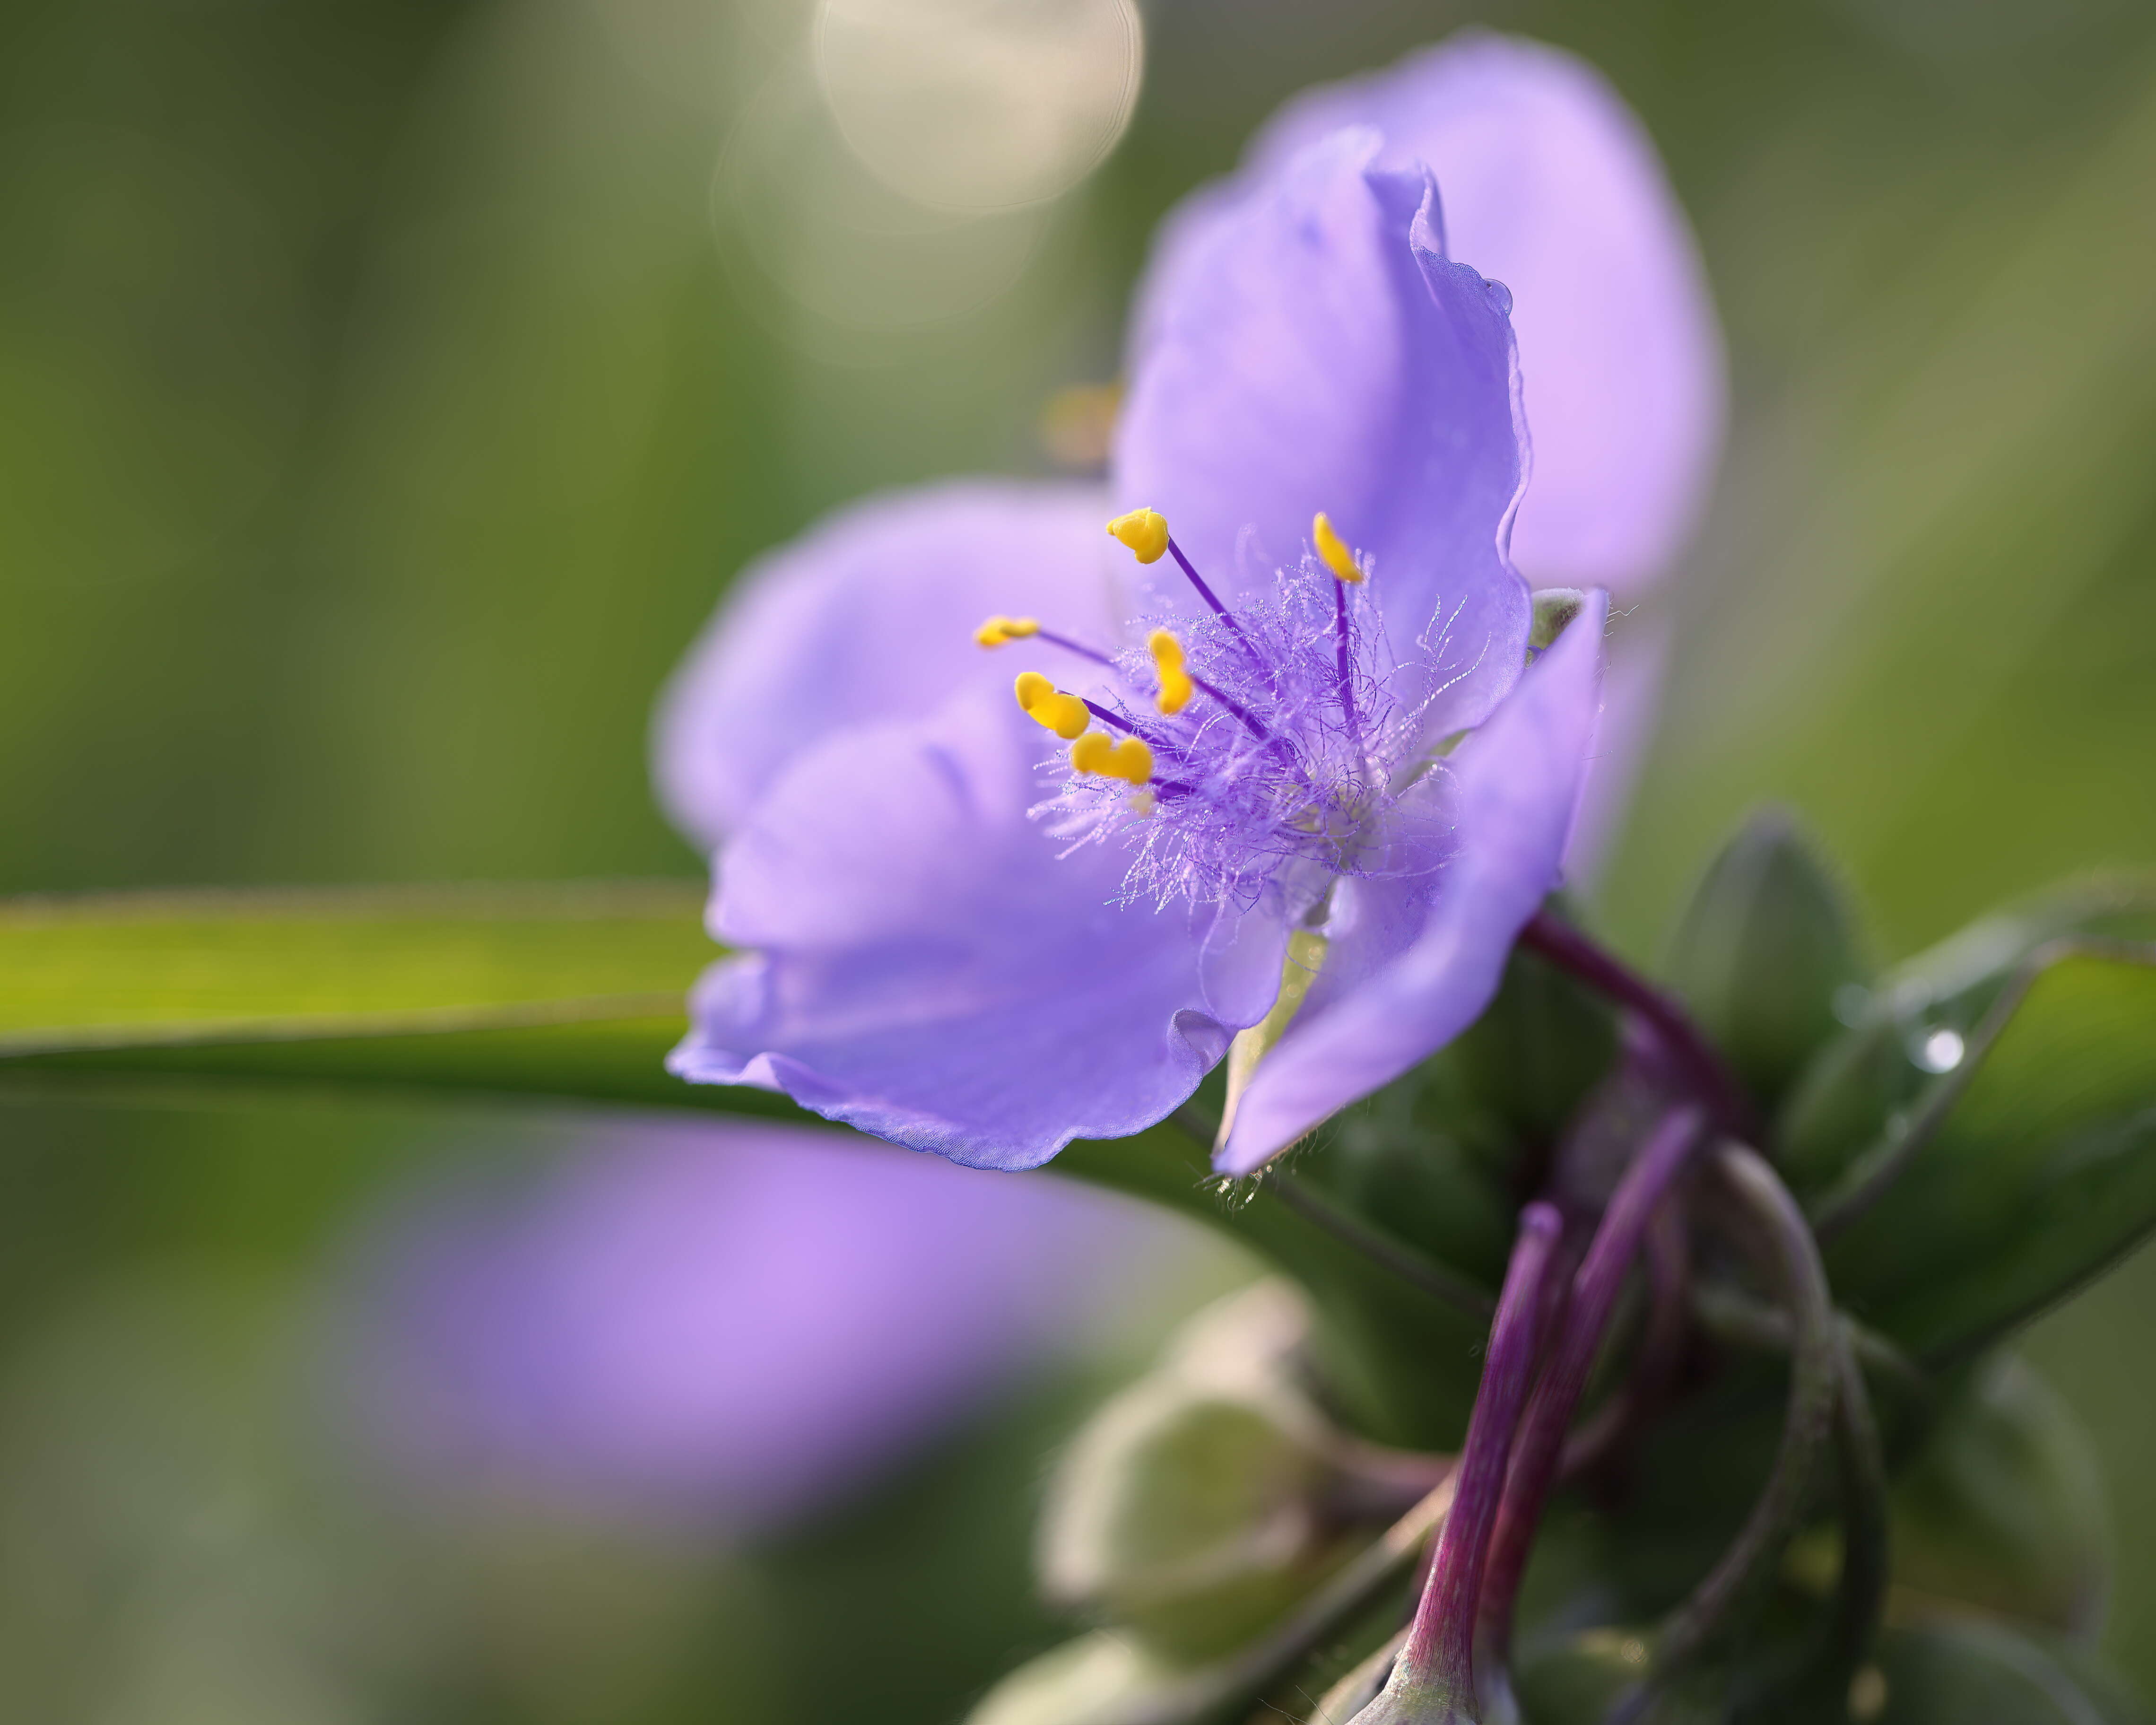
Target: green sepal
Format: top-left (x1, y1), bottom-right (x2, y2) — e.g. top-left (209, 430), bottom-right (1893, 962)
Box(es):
top-left (1664, 810), bottom-right (1869, 1108)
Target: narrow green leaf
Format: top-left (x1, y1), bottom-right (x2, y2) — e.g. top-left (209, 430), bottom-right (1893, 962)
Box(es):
top-left (0, 881), bottom-right (758, 1114)
top-left (0, 883), bottom-right (1491, 1450)
top-left (1822, 942), bottom-right (2156, 1363)
top-left (1779, 875), bottom-right (2156, 1202)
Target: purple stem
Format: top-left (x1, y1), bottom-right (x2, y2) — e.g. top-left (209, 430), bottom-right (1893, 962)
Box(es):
top-left (1476, 1107), bottom-right (1707, 1664)
top-left (1393, 1202), bottom-right (1565, 1710)
top-left (1518, 912), bottom-right (1757, 1139)
top-left (1556, 1199), bottom-right (1690, 1480)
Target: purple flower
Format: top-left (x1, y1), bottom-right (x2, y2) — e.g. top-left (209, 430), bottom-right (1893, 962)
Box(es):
top-left (336, 1122), bottom-right (1149, 1535)
top-left (656, 34), bottom-right (1719, 1176)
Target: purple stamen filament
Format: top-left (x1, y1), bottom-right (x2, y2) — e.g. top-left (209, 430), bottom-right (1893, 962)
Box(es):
top-left (1334, 576), bottom-right (1360, 741)
top-left (1007, 530), bottom-right (1394, 905)
top-left (1041, 614), bottom-right (1308, 777)
top-left (1165, 536), bottom-right (1251, 636)
top-left (1035, 628), bottom-right (1120, 671)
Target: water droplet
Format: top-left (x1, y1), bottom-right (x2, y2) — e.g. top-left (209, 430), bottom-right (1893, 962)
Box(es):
top-left (1832, 983), bottom-right (1872, 1028)
top-left (1913, 1027), bottom-right (1965, 1073)
top-left (1482, 277), bottom-right (1513, 316)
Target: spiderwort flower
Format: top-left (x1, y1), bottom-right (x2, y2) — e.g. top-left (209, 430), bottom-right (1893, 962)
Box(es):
top-left (657, 35), bottom-right (1719, 1175)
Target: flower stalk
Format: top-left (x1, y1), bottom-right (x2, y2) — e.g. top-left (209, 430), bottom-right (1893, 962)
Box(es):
top-left (1519, 910), bottom-right (1757, 1138)
top-left (1475, 1107), bottom-right (1707, 1665)
top-left (1352, 1203), bottom-right (1565, 1723)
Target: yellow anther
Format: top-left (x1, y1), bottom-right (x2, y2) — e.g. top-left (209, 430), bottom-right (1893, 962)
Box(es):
top-left (974, 614), bottom-right (1041, 648)
top-left (1014, 671), bottom-right (1090, 740)
top-left (1107, 507), bottom-right (1171, 565)
top-left (1147, 627), bottom-right (1193, 715)
top-left (1070, 730), bottom-right (1154, 785)
top-left (1128, 789), bottom-right (1157, 818)
top-left (1313, 512), bottom-right (1365, 584)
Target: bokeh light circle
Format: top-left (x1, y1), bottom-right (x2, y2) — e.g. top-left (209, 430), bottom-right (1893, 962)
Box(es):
top-left (812, 0), bottom-right (1143, 211)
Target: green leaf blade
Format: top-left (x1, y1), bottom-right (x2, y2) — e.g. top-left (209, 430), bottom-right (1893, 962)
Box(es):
top-left (1824, 944), bottom-right (2156, 1362)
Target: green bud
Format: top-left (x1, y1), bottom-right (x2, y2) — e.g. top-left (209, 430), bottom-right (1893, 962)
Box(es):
top-left (1871, 1618), bottom-right (2146, 1723)
top-left (963, 1632), bottom-right (1183, 1725)
top-left (1036, 1285), bottom-right (1350, 1663)
top-left (1529, 588), bottom-right (1589, 650)
top-left (1665, 808), bottom-right (1868, 1107)
top-left (1888, 1354), bottom-right (2108, 1634)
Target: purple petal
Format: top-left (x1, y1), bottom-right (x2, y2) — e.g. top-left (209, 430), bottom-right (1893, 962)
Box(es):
top-left (670, 687), bottom-right (1288, 1170)
top-left (1112, 131), bottom-right (1530, 741)
top-left (653, 481), bottom-right (1116, 850)
top-left (1139, 31), bottom-right (1724, 596)
top-left (337, 1120), bottom-right (1164, 1535)
top-left (1215, 591), bottom-right (1609, 1174)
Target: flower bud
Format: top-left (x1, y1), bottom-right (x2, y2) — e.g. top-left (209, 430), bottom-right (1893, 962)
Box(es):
top-left (962, 1632), bottom-right (1181, 1725)
top-left (1666, 808), bottom-right (1867, 1106)
top-left (1035, 1285), bottom-right (1351, 1663)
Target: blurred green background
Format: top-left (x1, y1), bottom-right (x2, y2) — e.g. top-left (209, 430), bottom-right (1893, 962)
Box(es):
top-left (3, 0), bottom-right (2155, 1717)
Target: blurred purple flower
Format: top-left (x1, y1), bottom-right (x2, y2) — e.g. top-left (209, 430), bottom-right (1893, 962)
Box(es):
top-left (655, 34), bottom-right (1721, 1176)
top-left (339, 1123), bottom-right (1148, 1535)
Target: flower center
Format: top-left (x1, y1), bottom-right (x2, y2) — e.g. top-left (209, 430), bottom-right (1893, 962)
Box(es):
top-left (978, 509), bottom-right (1447, 915)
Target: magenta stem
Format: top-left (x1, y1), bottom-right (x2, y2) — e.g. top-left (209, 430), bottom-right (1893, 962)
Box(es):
top-left (1396, 1202), bottom-right (1565, 1708)
top-left (1556, 1199), bottom-right (1690, 1479)
top-left (1475, 1107), bottom-right (1706, 1664)
top-left (1518, 912), bottom-right (1756, 1137)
